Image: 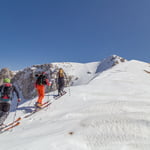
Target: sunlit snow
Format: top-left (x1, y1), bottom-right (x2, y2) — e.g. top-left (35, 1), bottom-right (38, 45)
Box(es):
top-left (0, 59), bottom-right (150, 150)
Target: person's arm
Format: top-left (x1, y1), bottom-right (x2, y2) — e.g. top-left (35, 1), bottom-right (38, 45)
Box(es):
top-left (64, 72), bottom-right (67, 79)
top-left (45, 76), bottom-right (51, 86)
top-left (13, 85), bottom-right (21, 102)
top-left (0, 85), bottom-right (3, 92)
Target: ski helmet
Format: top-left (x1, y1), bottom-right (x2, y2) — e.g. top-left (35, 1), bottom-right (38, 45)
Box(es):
top-left (3, 78), bottom-right (11, 83)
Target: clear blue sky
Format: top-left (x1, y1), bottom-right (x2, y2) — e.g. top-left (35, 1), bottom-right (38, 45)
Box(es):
top-left (0, 0), bottom-right (150, 70)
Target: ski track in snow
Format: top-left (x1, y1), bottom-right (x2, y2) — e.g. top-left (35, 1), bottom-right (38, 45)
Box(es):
top-left (79, 102), bottom-right (150, 149)
top-left (56, 100), bottom-right (150, 150)
top-left (0, 60), bottom-right (150, 150)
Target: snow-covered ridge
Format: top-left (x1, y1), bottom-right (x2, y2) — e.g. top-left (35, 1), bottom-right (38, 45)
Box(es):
top-left (0, 57), bottom-right (150, 150)
top-left (96, 55), bottom-right (127, 73)
top-left (0, 55), bottom-right (126, 100)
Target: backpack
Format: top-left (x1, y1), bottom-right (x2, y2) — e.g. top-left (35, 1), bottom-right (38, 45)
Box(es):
top-left (1, 83), bottom-right (12, 99)
top-left (36, 74), bottom-right (47, 85)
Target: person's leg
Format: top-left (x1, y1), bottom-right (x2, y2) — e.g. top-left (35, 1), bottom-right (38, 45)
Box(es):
top-left (60, 78), bottom-right (65, 94)
top-left (57, 78), bottom-right (62, 95)
top-left (2, 102), bottom-right (10, 112)
top-left (58, 85), bottom-right (61, 96)
top-left (37, 85), bottom-right (45, 104)
top-left (36, 86), bottom-right (41, 103)
top-left (0, 102), bottom-right (10, 125)
top-left (0, 103), bottom-right (4, 125)
top-left (0, 103), bottom-right (3, 118)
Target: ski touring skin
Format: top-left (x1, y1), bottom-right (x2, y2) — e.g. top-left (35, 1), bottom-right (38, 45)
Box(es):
top-left (0, 117), bottom-right (21, 133)
top-left (24, 101), bottom-right (51, 118)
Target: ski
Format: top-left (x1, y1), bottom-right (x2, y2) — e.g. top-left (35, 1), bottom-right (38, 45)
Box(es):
top-left (54, 91), bottom-right (67, 100)
top-left (144, 70), bottom-right (150, 74)
top-left (0, 117), bottom-right (21, 131)
top-left (0, 122), bottom-right (20, 133)
top-left (24, 101), bottom-right (51, 118)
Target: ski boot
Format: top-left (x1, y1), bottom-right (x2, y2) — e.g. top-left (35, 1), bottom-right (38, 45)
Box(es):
top-left (35, 102), bottom-right (42, 109)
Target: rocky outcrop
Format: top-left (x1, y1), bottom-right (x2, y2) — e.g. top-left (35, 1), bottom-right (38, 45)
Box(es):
top-left (0, 68), bottom-right (14, 85)
top-left (0, 55), bottom-right (126, 100)
top-left (12, 64), bottom-right (72, 100)
top-left (96, 55), bottom-right (126, 73)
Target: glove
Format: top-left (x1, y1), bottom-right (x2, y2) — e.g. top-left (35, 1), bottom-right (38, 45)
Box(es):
top-left (48, 81), bottom-right (52, 86)
top-left (18, 98), bottom-right (21, 102)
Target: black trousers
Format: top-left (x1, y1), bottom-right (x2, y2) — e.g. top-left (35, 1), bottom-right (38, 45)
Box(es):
top-left (0, 102), bottom-right (10, 125)
top-left (0, 102), bottom-right (10, 113)
top-left (58, 77), bottom-right (65, 94)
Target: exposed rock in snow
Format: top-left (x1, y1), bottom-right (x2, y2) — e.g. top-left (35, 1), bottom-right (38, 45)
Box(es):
top-left (0, 68), bottom-right (14, 85)
top-left (96, 55), bottom-right (127, 73)
top-left (0, 55), bottom-right (126, 100)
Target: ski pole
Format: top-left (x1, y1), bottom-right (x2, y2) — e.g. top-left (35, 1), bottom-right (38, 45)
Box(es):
top-left (48, 85), bottom-right (51, 101)
top-left (13, 102), bottom-right (19, 122)
top-left (11, 101), bottom-right (19, 132)
top-left (67, 79), bottom-right (71, 96)
top-left (68, 86), bottom-right (71, 96)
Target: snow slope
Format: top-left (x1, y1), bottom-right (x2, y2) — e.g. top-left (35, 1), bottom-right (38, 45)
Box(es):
top-left (0, 60), bottom-right (150, 150)
top-left (52, 61), bottom-right (100, 85)
top-left (9, 55), bottom-right (125, 100)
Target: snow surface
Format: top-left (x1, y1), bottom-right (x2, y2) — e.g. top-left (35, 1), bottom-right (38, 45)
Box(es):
top-left (52, 62), bottom-right (100, 85)
top-left (0, 60), bottom-right (150, 150)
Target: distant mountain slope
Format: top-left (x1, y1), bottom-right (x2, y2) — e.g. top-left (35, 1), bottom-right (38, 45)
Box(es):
top-left (0, 57), bottom-right (150, 150)
top-left (87, 59), bottom-right (150, 97)
top-left (0, 55), bottom-right (127, 100)
top-left (52, 61), bottom-right (99, 85)
top-left (96, 55), bottom-right (126, 73)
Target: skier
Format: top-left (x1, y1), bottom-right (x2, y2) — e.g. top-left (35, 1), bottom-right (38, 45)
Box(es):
top-left (35, 72), bottom-right (51, 108)
top-left (56, 68), bottom-right (67, 96)
top-left (0, 78), bottom-right (21, 126)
